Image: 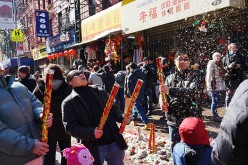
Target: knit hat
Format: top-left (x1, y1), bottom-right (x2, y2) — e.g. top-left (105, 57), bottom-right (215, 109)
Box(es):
top-left (212, 52), bottom-right (221, 60)
top-left (18, 65), bottom-right (30, 75)
top-left (179, 117), bottom-right (210, 146)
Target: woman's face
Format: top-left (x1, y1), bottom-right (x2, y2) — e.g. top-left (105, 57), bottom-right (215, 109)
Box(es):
top-left (174, 54), bottom-right (190, 71)
top-left (213, 54), bottom-right (221, 62)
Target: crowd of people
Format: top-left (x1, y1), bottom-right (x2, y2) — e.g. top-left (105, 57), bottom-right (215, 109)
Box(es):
top-left (0, 43), bottom-right (247, 165)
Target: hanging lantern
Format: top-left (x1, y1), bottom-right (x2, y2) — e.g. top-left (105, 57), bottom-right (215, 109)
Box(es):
top-left (47, 55), bottom-right (52, 60)
top-left (64, 50), bottom-right (69, 55)
top-left (59, 52), bottom-right (64, 57)
top-left (54, 53), bottom-right (59, 58)
top-left (69, 49), bottom-right (76, 55)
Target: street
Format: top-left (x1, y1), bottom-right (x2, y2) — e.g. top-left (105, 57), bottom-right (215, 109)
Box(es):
top-left (55, 106), bottom-right (224, 164)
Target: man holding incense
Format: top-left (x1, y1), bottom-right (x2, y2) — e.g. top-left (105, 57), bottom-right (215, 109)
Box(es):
top-left (62, 70), bottom-right (131, 165)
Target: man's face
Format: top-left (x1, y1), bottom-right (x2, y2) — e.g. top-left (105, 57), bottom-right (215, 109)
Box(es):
top-left (229, 44), bottom-right (237, 53)
top-left (69, 71), bottom-right (88, 87)
top-left (18, 71), bottom-right (26, 79)
top-left (174, 54), bottom-right (190, 71)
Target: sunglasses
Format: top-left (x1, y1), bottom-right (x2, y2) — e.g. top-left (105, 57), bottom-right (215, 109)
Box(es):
top-left (176, 58), bottom-right (190, 62)
top-left (68, 71), bottom-right (84, 82)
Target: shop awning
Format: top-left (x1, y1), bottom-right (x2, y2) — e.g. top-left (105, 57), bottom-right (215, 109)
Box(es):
top-left (1, 57), bottom-right (34, 68)
top-left (69, 28), bottom-right (121, 49)
top-left (79, 2), bottom-right (122, 45)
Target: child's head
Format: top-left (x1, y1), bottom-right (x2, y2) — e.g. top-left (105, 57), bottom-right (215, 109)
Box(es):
top-left (179, 117), bottom-right (210, 146)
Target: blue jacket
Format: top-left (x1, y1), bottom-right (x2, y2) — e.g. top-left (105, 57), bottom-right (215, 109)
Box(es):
top-left (0, 76), bottom-right (43, 165)
top-left (173, 142), bottom-right (213, 165)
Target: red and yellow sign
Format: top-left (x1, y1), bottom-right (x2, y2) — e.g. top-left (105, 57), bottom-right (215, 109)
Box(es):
top-left (81, 2), bottom-right (121, 43)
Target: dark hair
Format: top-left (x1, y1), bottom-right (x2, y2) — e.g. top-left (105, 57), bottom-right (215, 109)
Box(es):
top-left (18, 65), bottom-right (30, 75)
top-left (128, 62), bottom-right (137, 70)
top-left (103, 65), bottom-right (110, 72)
top-left (174, 49), bottom-right (188, 59)
top-left (93, 65), bottom-right (99, 72)
top-left (47, 64), bottom-right (64, 80)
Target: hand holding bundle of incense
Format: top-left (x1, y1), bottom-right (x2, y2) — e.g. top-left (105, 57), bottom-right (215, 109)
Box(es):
top-left (98, 83), bottom-right (120, 130)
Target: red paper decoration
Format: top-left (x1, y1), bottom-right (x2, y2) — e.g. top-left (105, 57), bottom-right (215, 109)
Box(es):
top-left (69, 49), bottom-right (76, 55)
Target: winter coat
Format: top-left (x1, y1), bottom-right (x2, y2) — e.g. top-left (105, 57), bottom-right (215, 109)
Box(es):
top-left (19, 74), bottom-right (37, 93)
top-left (62, 86), bottom-right (127, 165)
top-left (98, 71), bottom-right (115, 93)
top-left (124, 68), bottom-right (146, 100)
top-left (222, 52), bottom-right (246, 90)
top-left (165, 69), bottom-right (203, 127)
top-left (0, 77), bottom-right (43, 165)
top-left (114, 71), bottom-right (126, 88)
top-left (211, 79), bottom-right (248, 165)
top-left (142, 63), bottom-right (156, 89)
top-left (173, 142), bottom-right (213, 165)
top-left (206, 60), bottom-right (225, 92)
top-left (34, 80), bottom-right (72, 141)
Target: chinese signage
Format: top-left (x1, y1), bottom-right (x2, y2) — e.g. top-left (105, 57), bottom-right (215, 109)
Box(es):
top-left (81, 2), bottom-right (122, 43)
top-left (0, 0), bottom-right (14, 29)
top-left (35, 10), bottom-right (50, 37)
top-left (11, 28), bottom-right (24, 42)
top-left (122, 0), bottom-right (243, 34)
top-left (46, 28), bottom-right (76, 54)
top-left (31, 45), bottom-right (48, 60)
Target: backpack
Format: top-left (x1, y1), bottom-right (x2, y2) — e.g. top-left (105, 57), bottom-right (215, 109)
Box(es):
top-left (173, 142), bottom-right (213, 165)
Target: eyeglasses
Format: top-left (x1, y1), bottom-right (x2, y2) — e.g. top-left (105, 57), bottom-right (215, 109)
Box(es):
top-left (176, 58), bottom-right (190, 62)
top-left (68, 71), bottom-right (84, 82)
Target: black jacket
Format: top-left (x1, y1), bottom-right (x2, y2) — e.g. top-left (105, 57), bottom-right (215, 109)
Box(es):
top-left (20, 74), bottom-right (36, 92)
top-left (124, 68), bottom-right (146, 100)
top-left (62, 86), bottom-right (127, 165)
top-left (142, 63), bottom-right (156, 89)
top-left (222, 52), bottom-right (246, 90)
top-left (34, 80), bottom-right (72, 141)
top-left (165, 69), bottom-right (203, 127)
top-left (211, 79), bottom-right (248, 165)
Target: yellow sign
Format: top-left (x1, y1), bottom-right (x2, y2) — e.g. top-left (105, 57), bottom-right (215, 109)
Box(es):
top-left (81, 2), bottom-right (121, 43)
top-left (11, 28), bottom-right (24, 42)
top-left (31, 45), bottom-right (48, 60)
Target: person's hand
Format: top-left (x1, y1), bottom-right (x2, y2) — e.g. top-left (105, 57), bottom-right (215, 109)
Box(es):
top-left (94, 128), bottom-right (103, 139)
top-left (228, 63), bottom-right (235, 69)
top-left (122, 114), bottom-right (131, 125)
top-left (32, 139), bottom-right (49, 156)
top-left (159, 84), bottom-right (169, 94)
top-left (40, 113), bottom-right (53, 127)
top-left (46, 113), bottom-right (53, 127)
top-left (235, 64), bottom-right (241, 69)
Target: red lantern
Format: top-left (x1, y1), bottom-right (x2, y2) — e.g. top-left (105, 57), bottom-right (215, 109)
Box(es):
top-left (54, 53), bottom-right (59, 58)
top-left (59, 52), bottom-right (64, 57)
top-left (64, 50), bottom-right (69, 55)
top-left (69, 49), bottom-right (76, 55)
top-left (47, 55), bottom-right (51, 60)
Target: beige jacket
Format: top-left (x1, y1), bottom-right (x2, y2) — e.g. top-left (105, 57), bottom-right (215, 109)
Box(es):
top-left (206, 60), bottom-right (226, 91)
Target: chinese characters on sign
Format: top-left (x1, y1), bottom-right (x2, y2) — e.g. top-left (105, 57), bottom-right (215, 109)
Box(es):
top-left (81, 2), bottom-right (121, 43)
top-left (139, 0), bottom-right (190, 23)
top-left (35, 10), bottom-right (50, 38)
